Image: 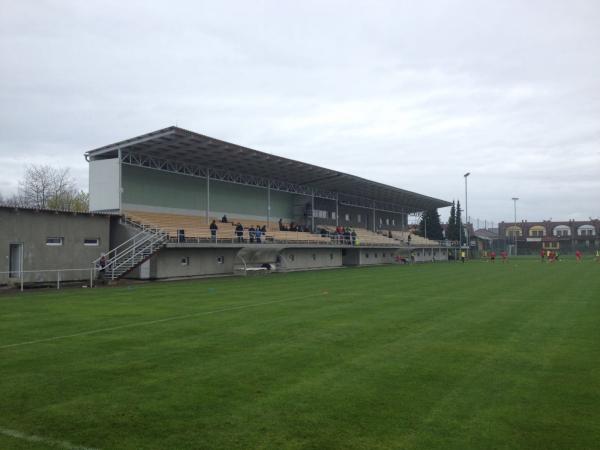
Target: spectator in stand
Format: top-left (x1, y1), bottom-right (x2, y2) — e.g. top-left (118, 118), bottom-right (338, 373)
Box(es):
top-left (248, 226), bottom-right (255, 243)
top-left (210, 220), bottom-right (218, 241)
top-left (261, 225), bottom-right (267, 233)
top-left (388, 230), bottom-right (393, 239)
top-left (344, 228), bottom-right (351, 245)
top-left (221, 214), bottom-right (228, 223)
top-left (278, 218), bottom-right (284, 231)
top-left (407, 234), bottom-right (412, 245)
top-left (235, 223), bottom-right (244, 243)
top-left (351, 229), bottom-right (357, 246)
top-left (255, 226), bottom-right (262, 243)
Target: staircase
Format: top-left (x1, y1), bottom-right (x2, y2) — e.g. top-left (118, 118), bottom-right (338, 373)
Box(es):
top-left (92, 219), bottom-right (169, 281)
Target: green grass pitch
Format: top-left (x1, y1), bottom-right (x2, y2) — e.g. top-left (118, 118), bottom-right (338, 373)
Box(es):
top-left (1, 259), bottom-right (599, 449)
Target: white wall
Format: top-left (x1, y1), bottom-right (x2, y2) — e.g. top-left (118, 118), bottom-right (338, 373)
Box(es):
top-left (89, 158), bottom-right (120, 212)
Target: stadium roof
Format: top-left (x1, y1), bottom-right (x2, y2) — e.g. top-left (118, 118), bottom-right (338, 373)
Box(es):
top-left (85, 126), bottom-right (450, 212)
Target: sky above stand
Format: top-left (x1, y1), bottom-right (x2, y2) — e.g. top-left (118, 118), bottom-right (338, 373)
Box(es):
top-left (1, 0), bottom-right (599, 225)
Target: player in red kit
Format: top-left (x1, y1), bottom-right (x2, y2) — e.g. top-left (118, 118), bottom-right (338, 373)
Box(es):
top-left (500, 250), bottom-right (508, 263)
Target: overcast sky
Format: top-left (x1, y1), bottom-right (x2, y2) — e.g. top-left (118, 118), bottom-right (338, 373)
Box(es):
top-left (1, 0), bottom-right (599, 225)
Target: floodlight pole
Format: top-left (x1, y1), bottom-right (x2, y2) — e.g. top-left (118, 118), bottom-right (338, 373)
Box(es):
top-left (512, 197), bottom-right (519, 256)
top-left (464, 172), bottom-right (470, 251)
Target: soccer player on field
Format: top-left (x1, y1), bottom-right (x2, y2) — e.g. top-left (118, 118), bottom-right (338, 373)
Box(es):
top-left (575, 249), bottom-right (582, 262)
top-left (490, 251), bottom-right (496, 263)
top-left (540, 249), bottom-right (545, 262)
top-left (500, 250), bottom-right (508, 263)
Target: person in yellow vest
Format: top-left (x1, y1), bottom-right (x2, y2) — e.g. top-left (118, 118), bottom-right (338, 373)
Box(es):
top-left (460, 250), bottom-right (466, 263)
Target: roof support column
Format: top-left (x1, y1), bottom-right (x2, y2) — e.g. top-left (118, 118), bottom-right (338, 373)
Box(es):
top-left (311, 189), bottom-right (315, 232)
top-left (118, 148), bottom-right (122, 214)
top-left (206, 169), bottom-right (210, 225)
top-left (335, 193), bottom-right (339, 227)
top-left (267, 180), bottom-right (271, 226)
top-left (372, 201), bottom-right (376, 232)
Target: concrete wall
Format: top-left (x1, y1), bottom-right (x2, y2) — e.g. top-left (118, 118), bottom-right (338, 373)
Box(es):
top-left (0, 208), bottom-right (110, 285)
top-left (152, 247), bottom-right (239, 279)
top-left (277, 248), bottom-right (343, 271)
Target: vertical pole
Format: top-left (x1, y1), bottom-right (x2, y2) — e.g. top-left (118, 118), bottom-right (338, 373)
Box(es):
top-left (465, 175), bottom-right (469, 251)
top-left (372, 201), bottom-right (376, 232)
top-left (267, 180), bottom-right (271, 226)
top-left (118, 148), bottom-right (122, 214)
top-left (57, 271), bottom-right (60, 290)
top-left (311, 190), bottom-right (315, 232)
top-left (20, 245), bottom-right (24, 292)
top-left (206, 169), bottom-right (210, 225)
top-left (335, 194), bottom-right (339, 227)
top-left (90, 267), bottom-right (94, 288)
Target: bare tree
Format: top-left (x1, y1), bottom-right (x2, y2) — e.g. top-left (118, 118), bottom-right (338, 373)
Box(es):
top-left (16, 164), bottom-right (88, 211)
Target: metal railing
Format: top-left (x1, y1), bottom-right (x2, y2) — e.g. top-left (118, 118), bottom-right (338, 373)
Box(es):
top-left (0, 268), bottom-right (96, 292)
top-left (91, 217), bottom-right (169, 280)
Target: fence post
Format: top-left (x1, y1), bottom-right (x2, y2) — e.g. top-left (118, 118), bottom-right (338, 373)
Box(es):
top-left (20, 270), bottom-right (24, 292)
top-left (57, 271), bottom-right (60, 290)
top-left (90, 267), bottom-right (94, 288)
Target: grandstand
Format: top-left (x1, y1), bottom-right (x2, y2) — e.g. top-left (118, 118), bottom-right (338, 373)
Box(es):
top-left (83, 126), bottom-right (450, 280)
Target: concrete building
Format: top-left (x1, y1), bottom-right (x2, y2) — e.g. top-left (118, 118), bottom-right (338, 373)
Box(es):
top-left (0, 206), bottom-right (111, 286)
top-left (498, 219), bottom-right (600, 254)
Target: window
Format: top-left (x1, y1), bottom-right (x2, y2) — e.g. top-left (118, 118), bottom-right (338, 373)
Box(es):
top-left (345, 213), bottom-right (350, 222)
top-left (383, 253), bottom-right (386, 257)
top-left (374, 253), bottom-right (378, 258)
top-left (392, 219), bottom-right (396, 226)
top-left (312, 254), bottom-right (316, 261)
top-left (330, 253), bottom-right (334, 260)
top-left (181, 257), bottom-right (190, 266)
top-left (46, 237), bottom-right (63, 246)
top-left (314, 210), bottom-right (328, 219)
top-left (217, 256), bottom-right (224, 264)
top-left (331, 212), bottom-right (336, 220)
top-left (84, 238), bottom-right (100, 246)
top-left (386, 218), bottom-right (390, 225)
top-left (365, 253), bottom-right (369, 258)
top-left (379, 218), bottom-right (383, 225)
top-left (289, 254), bottom-right (295, 261)
top-left (357, 214), bottom-right (362, 223)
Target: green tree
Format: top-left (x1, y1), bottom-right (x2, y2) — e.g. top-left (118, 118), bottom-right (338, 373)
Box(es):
top-left (418, 209), bottom-right (444, 240)
top-left (455, 200), bottom-right (464, 243)
top-left (447, 201), bottom-right (456, 241)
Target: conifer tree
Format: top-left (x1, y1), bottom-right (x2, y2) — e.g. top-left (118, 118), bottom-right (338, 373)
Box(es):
top-left (447, 201), bottom-right (456, 240)
top-left (455, 200), bottom-right (464, 243)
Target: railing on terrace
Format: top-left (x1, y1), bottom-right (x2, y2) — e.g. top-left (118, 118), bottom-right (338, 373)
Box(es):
top-left (0, 268), bottom-right (96, 292)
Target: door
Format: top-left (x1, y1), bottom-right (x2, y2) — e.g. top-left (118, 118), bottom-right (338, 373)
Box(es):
top-left (9, 243), bottom-right (23, 278)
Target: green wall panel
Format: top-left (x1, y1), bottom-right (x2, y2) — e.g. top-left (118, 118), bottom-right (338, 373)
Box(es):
top-left (122, 165), bottom-right (295, 219)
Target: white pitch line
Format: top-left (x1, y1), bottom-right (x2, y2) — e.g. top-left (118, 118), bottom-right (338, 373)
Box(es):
top-left (0, 426), bottom-right (100, 450)
top-left (0, 293), bottom-right (321, 350)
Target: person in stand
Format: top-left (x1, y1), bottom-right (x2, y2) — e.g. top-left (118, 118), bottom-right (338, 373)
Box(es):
top-left (255, 226), bottom-right (262, 244)
top-left (344, 228), bottom-right (351, 245)
top-left (575, 249), bottom-right (582, 262)
top-left (248, 226), bottom-right (255, 243)
top-left (235, 223), bottom-right (244, 243)
top-left (261, 225), bottom-right (267, 233)
top-left (278, 218), bottom-right (284, 231)
top-left (221, 214), bottom-right (228, 223)
top-left (351, 229), bottom-right (357, 246)
top-left (98, 254), bottom-right (107, 284)
top-left (490, 251), bottom-right (496, 263)
top-left (500, 250), bottom-right (508, 263)
top-left (388, 230), bottom-right (393, 239)
top-left (210, 220), bottom-right (218, 242)
top-left (407, 234), bottom-right (412, 245)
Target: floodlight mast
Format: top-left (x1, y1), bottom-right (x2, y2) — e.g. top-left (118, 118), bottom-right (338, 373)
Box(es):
top-left (512, 197), bottom-right (519, 256)
top-left (464, 172), bottom-right (470, 251)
